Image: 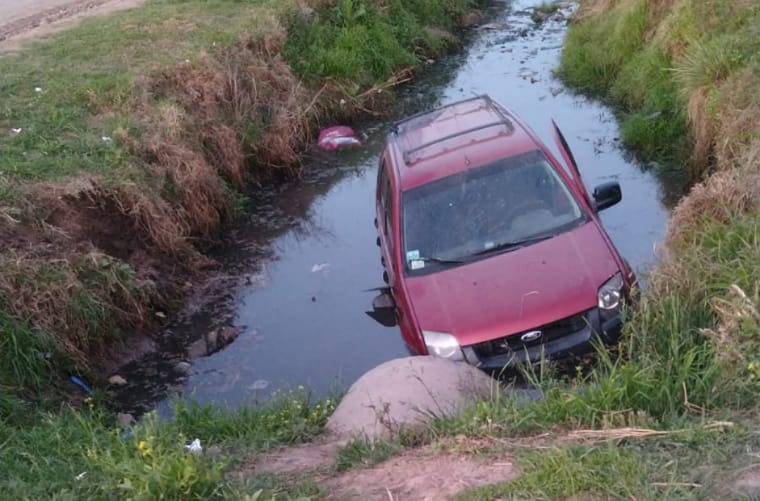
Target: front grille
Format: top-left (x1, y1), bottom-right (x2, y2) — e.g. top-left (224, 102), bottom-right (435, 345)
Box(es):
top-left (471, 310), bottom-right (590, 359)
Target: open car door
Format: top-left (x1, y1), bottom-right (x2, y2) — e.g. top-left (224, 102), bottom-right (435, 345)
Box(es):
top-left (551, 119), bottom-right (592, 207)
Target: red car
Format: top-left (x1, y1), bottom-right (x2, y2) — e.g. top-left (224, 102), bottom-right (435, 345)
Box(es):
top-left (369, 95), bottom-right (635, 370)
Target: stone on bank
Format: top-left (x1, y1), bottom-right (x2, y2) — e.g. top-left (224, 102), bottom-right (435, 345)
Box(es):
top-left (327, 357), bottom-right (497, 440)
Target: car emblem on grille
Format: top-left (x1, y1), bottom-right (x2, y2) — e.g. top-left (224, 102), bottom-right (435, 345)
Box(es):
top-left (520, 330), bottom-right (543, 343)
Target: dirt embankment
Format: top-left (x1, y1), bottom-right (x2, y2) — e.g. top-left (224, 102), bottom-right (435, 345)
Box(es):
top-left (0, 1), bottom-right (482, 397)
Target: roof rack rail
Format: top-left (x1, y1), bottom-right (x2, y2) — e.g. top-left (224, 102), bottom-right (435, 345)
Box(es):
top-left (392, 94), bottom-right (514, 165)
top-left (390, 94), bottom-right (490, 134)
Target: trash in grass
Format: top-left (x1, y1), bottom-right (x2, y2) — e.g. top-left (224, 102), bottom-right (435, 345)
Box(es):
top-left (75, 472), bottom-right (87, 481)
top-left (101, 136), bottom-right (113, 144)
top-left (34, 87), bottom-right (42, 93)
top-left (11, 128), bottom-right (22, 135)
top-left (248, 379), bottom-right (270, 391)
top-left (108, 375), bottom-right (128, 386)
top-left (116, 413), bottom-right (135, 429)
top-left (184, 438), bottom-right (203, 454)
top-left (317, 126), bottom-right (361, 150)
top-left (70, 375), bottom-right (93, 395)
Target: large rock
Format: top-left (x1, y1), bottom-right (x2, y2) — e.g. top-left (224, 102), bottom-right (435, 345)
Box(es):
top-left (327, 357), bottom-right (497, 440)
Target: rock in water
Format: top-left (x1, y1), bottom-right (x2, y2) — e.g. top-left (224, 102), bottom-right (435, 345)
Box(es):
top-left (175, 361), bottom-right (192, 374)
top-left (327, 357), bottom-right (496, 439)
top-left (116, 413), bottom-right (135, 428)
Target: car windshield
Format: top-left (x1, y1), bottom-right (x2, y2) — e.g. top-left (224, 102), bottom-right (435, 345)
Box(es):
top-left (402, 150), bottom-right (585, 271)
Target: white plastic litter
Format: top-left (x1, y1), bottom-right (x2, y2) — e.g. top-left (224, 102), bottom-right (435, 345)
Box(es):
top-left (11, 128), bottom-right (22, 134)
top-left (311, 262), bottom-right (330, 273)
top-left (184, 438), bottom-right (203, 454)
top-left (34, 87), bottom-right (43, 93)
top-left (249, 379), bottom-right (270, 391)
top-left (101, 136), bottom-right (113, 144)
top-left (75, 472), bottom-right (87, 481)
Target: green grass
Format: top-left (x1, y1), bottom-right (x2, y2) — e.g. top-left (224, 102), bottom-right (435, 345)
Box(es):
top-left (0, 0), bottom-right (475, 189)
top-left (558, 0), bottom-right (760, 174)
top-left (0, 254), bottom-right (148, 419)
top-left (459, 426), bottom-right (760, 500)
top-left (0, 393), bottom-right (336, 500)
top-left (464, 444), bottom-right (656, 500)
top-left (558, 0), bottom-right (648, 95)
top-left (0, 0), bottom-right (291, 187)
top-left (334, 437), bottom-right (403, 471)
top-left (284, 0), bottom-right (471, 85)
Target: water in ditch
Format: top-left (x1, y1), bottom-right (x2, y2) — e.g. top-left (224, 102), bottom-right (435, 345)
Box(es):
top-left (114, 0), bottom-right (681, 416)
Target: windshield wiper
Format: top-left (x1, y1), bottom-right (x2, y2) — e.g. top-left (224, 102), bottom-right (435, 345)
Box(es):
top-left (471, 234), bottom-right (555, 257)
top-left (409, 256), bottom-right (465, 266)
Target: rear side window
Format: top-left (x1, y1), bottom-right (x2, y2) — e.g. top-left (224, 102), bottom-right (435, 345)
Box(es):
top-left (378, 158), bottom-right (394, 252)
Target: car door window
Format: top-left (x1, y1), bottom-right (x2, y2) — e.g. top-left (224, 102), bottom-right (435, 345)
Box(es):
top-left (379, 158), bottom-right (394, 252)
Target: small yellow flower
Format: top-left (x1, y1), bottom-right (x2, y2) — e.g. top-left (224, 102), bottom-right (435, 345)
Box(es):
top-left (137, 440), bottom-right (152, 457)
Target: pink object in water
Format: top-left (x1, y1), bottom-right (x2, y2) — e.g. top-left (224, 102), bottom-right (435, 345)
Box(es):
top-left (318, 126), bottom-right (362, 150)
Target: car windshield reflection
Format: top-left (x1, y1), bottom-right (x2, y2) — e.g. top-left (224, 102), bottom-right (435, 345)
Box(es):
top-left (402, 150), bottom-right (585, 273)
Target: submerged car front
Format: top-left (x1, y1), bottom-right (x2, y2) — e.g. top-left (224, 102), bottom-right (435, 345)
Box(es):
top-left (400, 150), bottom-right (630, 369)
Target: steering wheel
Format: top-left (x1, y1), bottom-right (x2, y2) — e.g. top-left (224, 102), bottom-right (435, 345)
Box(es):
top-left (482, 199), bottom-right (544, 237)
top-left (500, 199), bottom-right (550, 229)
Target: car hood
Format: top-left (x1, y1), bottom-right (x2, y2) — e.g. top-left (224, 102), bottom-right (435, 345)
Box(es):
top-left (405, 222), bottom-right (620, 347)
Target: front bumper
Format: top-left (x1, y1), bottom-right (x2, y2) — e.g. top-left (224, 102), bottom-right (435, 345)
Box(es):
top-left (464, 308), bottom-right (623, 371)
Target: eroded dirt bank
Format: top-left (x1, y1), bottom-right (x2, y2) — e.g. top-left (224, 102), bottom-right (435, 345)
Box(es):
top-left (0, 0), bottom-right (483, 406)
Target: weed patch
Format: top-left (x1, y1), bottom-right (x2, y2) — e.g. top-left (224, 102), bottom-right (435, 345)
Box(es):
top-left (0, 392), bottom-right (335, 499)
top-left (561, 0), bottom-right (760, 175)
top-left (284, 0), bottom-right (472, 86)
top-left (335, 437), bottom-right (403, 471)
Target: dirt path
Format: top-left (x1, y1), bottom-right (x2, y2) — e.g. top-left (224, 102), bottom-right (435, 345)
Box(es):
top-left (245, 439), bottom-right (517, 500)
top-left (0, 0), bottom-right (145, 52)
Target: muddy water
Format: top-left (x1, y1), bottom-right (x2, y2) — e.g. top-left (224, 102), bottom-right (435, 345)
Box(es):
top-left (116, 0), bottom-right (679, 415)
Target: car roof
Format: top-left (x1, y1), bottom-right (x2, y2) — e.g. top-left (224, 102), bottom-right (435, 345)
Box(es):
top-left (387, 95), bottom-right (544, 191)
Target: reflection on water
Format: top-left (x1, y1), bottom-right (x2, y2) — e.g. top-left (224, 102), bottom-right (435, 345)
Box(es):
top-left (115, 0), bottom-right (678, 415)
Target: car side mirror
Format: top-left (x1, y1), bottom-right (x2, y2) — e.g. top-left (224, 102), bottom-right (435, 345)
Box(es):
top-left (592, 181), bottom-right (622, 212)
top-left (365, 290), bottom-right (397, 327)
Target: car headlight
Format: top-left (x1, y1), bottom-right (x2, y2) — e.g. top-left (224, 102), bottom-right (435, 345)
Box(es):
top-left (422, 330), bottom-right (464, 361)
top-left (598, 272), bottom-right (624, 311)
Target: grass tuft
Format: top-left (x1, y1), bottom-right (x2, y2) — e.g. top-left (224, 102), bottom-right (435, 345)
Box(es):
top-left (335, 437), bottom-right (402, 471)
top-left (0, 391), bottom-right (336, 499)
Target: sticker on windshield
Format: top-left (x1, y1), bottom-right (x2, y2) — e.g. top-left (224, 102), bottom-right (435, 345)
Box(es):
top-left (406, 249), bottom-right (420, 261)
top-left (409, 259), bottom-right (425, 270)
